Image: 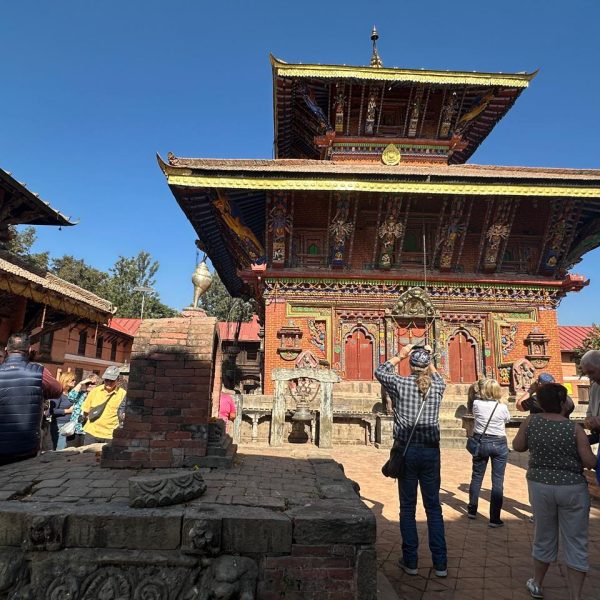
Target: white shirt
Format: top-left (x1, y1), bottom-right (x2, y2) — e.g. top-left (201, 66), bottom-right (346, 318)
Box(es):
top-left (586, 382), bottom-right (600, 418)
top-left (472, 399), bottom-right (510, 437)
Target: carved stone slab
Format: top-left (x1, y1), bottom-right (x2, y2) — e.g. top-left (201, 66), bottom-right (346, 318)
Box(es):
top-left (129, 471), bottom-right (207, 508)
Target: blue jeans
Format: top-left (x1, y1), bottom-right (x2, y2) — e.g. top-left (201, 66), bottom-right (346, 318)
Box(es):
top-left (398, 445), bottom-right (447, 567)
top-left (468, 434), bottom-right (508, 522)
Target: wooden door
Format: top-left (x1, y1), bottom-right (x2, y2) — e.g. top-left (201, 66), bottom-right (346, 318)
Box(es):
top-left (448, 331), bottom-right (478, 383)
top-left (345, 329), bottom-right (374, 380)
top-left (396, 322), bottom-right (426, 376)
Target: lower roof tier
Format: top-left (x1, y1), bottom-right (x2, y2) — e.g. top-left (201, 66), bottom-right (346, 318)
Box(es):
top-left (159, 155), bottom-right (600, 298)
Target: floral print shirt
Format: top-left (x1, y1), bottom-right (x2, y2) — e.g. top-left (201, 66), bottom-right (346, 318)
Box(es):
top-left (67, 389), bottom-right (88, 435)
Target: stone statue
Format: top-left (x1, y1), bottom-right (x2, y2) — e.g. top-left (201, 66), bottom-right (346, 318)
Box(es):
top-left (192, 260), bottom-right (213, 308)
top-left (512, 357), bottom-right (536, 395)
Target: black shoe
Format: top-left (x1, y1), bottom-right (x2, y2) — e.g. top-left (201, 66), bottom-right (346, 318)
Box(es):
top-left (398, 559), bottom-right (418, 576)
top-left (489, 520), bottom-right (504, 528)
top-left (434, 563), bottom-right (448, 577)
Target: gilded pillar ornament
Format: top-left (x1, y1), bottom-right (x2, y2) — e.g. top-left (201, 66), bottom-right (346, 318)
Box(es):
top-left (334, 87), bottom-right (346, 133)
top-left (378, 199), bottom-right (404, 269)
top-left (267, 193), bottom-right (291, 267)
top-left (438, 200), bottom-right (467, 271)
top-left (328, 193), bottom-right (354, 268)
top-left (439, 91), bottom-right (457, 137)
top-left (365, 90), bottom-right (377, 135)
top-left (483, 222), bottom-right (510, 272)
top-left (408, 86), bottom-right (424, 137)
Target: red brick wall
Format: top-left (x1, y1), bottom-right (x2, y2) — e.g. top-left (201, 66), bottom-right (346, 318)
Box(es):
top-left (102, 309), bottom-right (217, 469)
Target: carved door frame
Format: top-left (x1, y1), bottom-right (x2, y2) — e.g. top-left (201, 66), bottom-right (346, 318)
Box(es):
top-left (342, 325), bottom-right (377, 380)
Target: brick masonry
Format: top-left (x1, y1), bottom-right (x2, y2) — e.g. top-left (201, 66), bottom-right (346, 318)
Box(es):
top-left (102, 308), bottom-right (218, 469)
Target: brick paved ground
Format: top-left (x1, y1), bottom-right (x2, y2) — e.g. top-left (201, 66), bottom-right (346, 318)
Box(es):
top-left (1, 444), bottom-right (598, 599)
top-left (324, 446), bottom-right (600, 600)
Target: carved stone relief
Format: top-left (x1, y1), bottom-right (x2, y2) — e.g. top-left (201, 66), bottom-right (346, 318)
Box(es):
top-left (129, 471), bottom-right (207, 508)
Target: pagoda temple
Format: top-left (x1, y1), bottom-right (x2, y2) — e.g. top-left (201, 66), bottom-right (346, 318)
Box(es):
top-left (160, 32), bottom-right (600, 445)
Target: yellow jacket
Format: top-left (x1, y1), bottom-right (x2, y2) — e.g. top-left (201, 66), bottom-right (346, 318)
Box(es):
top-left (82, 385), bottom-right (126, 440)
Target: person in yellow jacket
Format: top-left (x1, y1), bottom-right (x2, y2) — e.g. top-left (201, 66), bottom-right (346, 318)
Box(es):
top-left (82, 366), bottom-right (126, 444)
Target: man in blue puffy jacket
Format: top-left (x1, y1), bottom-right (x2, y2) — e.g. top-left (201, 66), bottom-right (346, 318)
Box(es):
top-left (0, 332), bottom-right (62, 464)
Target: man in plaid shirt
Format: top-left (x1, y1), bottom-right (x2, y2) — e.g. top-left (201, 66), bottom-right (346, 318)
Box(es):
top-left (375, 343), bottom-right (448, 578)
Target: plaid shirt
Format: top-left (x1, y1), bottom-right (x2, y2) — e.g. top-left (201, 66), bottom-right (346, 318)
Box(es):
top-left (375, 361), bottom-right (445, 444)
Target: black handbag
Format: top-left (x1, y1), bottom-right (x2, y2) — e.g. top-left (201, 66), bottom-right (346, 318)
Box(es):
top-left (88, 399), bottom-right (109, 423)
top-left (466, 401), bottom-right (499, 457)
top-left (382, 390), bottom-right (430, 479)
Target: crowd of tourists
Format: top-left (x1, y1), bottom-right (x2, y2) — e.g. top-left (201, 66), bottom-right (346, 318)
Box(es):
top-left (0, 332), bottom-right (127, 465)
top-left (376, 343), bottom-right (600, 600)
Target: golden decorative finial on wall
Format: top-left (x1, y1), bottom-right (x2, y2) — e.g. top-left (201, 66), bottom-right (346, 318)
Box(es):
top-left (370, 26), bottom-right (383, 68)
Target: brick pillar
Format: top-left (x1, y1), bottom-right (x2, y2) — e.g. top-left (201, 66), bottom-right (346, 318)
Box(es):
top-left (102, 308), bottom-right (217, 469)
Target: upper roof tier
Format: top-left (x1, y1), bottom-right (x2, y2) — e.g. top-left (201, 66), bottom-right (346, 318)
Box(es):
top-left (271, 55), bottom-right (537, 165)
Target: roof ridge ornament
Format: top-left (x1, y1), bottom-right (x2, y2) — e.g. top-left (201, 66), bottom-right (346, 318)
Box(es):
top-left (370, 26), bottom-right (383, 68)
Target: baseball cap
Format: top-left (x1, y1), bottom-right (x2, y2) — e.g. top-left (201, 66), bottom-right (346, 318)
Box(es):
top-left (537, 373), bottom-right (555, 385)
top-left (102, 366), bottom-right (121, 381)
top-left (409, 348), bottom-right (431, 369)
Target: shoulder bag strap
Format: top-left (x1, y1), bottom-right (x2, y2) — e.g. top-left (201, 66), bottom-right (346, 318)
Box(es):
top-left (477, 401), bottom-right (499, 439)
top-left (402, 387), bottom-right (431, 457)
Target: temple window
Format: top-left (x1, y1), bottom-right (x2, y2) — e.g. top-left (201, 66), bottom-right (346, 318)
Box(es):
top-left (39, 331), bottom-right (54, 357)
top-left (77, 330), bottom-right (87, 356)
top-left (110, 340), bottom-right (118, 361)
top-left (96, 336), bottom-right (104, 359)
top-left (308, 243), bottom-right (319, 255)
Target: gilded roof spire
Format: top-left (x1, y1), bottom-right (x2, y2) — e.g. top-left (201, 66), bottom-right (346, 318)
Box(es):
top-left (370, 26), bottom-right (383, 68)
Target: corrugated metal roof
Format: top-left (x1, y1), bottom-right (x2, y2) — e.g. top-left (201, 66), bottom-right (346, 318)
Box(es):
top-left (559, 326), bottom-right (594, 351)
top-left (218, 315), bottom-right (260, 342)
top-left (108, 318), bottom-right (142, 337)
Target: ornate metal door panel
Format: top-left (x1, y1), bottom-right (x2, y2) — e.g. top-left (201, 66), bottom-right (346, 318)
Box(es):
top-left (345, 328), bottom-right (374, 380)
top-left (448, 331), bottom-right (478, 383)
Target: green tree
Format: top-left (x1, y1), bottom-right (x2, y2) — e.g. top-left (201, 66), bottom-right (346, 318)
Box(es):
top-left (51, 255), bottom-right (110, 295)
top-left (5, 225), bottom-right (49, 271)
top-left (198, 272), bottom-right (255, 322)
top-left (104, 251), bottom-right (178, 318)
top-left (574, 324), bottom-right (600, 361)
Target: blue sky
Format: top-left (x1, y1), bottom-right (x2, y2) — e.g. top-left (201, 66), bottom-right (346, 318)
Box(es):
top-left (1, 0), bottom-right (599, 324)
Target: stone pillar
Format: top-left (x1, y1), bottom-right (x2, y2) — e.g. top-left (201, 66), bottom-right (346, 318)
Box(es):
top-left (318, 381), bottom-right (334, 449)
top-left (102, 308), bottom-right (217, 469)
top-left (270, 380), bottom-right (286, 446)
top-left (376, 414), bottom-right (394, 448)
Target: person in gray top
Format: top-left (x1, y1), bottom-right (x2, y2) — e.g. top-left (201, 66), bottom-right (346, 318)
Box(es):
top-left (513, 383), bottom-right (596, 600)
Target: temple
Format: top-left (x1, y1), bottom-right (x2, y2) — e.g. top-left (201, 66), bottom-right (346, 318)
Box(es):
top-left (160, 31), bottom-right (600, 446)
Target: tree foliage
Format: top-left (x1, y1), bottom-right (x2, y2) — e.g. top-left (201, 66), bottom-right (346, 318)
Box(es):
top-left (198, 272), bottom-right (256, 322)
top-left (574, 324), bottom-right (600, 360)
top-left (5, 226), bottom-right (49, 271)
top-left (5, 227), bottom-right (177, 318)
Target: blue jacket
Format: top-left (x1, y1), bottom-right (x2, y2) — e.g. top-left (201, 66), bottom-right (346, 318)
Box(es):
top-left (0, 354), bottom-right (44, 458)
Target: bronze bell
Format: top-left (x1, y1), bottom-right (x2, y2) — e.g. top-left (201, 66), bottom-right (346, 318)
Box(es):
top-left (292, 404), bottom-right (313, 422)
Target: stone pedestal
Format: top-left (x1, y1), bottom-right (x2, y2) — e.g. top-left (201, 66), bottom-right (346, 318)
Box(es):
top-left (102, 308), bottom-right (223, 469)
top-left (375, 414), bottom-right (394, 449)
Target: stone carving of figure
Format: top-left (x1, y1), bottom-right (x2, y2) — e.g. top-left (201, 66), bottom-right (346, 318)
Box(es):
top-left (334, 92), bottom-right (345, 133)
top-left (512, 358), bottom-right (536, 395)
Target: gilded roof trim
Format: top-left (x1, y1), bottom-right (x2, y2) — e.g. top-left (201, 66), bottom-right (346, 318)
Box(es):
top-left (166, 173), bottom-right (600, 199)
top-left (270, 55), bottom-right (537, 88)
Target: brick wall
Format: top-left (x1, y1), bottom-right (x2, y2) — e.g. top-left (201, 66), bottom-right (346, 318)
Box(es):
top-left (101, 308), bottom-right (217, 468)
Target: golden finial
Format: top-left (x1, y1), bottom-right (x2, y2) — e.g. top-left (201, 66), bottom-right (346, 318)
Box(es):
top-left (370, 26), bottom-right (383, 68)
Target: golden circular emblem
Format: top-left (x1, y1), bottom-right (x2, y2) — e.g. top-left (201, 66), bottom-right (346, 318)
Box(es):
top-left (381, 144), bottom-right (401, 166)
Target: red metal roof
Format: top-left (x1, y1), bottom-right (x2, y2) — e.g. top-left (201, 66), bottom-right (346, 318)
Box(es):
top-left (559, 326), bottom-right (593, 351)
top-left (218, 315), bottom-right (260, 342)
top-left (108, 318), bottom-right (142, 337)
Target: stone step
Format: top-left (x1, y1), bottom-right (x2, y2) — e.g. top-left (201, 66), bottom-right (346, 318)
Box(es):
top-left (440, 427), bottom-right (468, 438)
top-left (440, 437), bottom-right (470, 449)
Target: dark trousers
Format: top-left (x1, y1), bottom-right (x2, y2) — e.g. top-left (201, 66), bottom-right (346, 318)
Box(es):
top-left (398, 444), bottom-right (447, 567)
top-left (468, 434), bottom-right (509, 522)
top-left (83, 433), bottom-right (111, 445)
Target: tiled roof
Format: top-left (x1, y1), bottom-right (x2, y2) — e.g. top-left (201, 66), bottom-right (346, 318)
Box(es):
top-left (0, 168), bottom-right (75, 226)
top-left (163, 157), bottom-right (600, 182)
top-left (218, 315), bottom-right (260, 342)
top-left (0, 252), bottom-right (114, 322)
top-left (108, 318), bottom-right (142, 337)
top-left (559, 326), bottom-right (594, 351)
